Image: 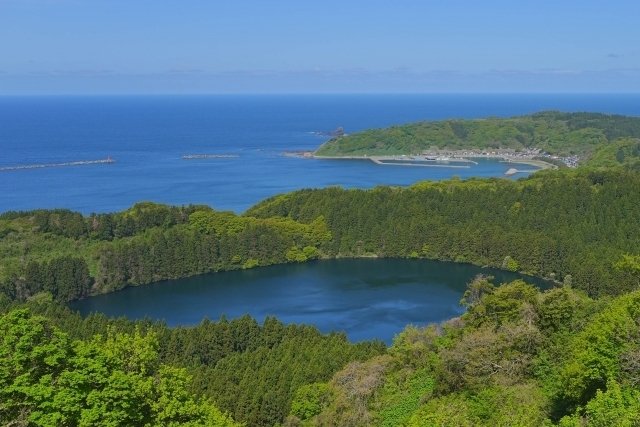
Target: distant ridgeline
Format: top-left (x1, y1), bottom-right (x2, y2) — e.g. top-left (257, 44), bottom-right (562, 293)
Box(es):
top-left (315, 111), bottom-right (640, 167)
top-left (1, 167), bottom-right (640, 304)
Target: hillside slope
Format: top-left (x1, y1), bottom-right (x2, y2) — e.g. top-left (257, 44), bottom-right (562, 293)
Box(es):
top-left (315, 112), bottom-right (640, 164)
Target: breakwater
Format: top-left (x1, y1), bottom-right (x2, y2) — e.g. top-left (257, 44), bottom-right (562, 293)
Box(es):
top-left (504, 167), bottom-right (537, 176)
top-left (372, 157), bottom-right (472, 168)
top-left (182, 154), bottom-right (239, 159)
top-left (0, 157), bottom-right (115, 172)
top-left (313, 154), bottom-right (476, 168)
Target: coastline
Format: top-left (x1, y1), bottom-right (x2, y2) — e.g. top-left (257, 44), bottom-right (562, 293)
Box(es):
top-left (497, 158), bottom-right (555, 169)
top-left (308, 152), bottom-right (558, 170)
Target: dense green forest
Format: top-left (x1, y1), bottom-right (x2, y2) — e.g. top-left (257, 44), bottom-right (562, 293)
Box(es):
top-left (0, 307), bottom-right (241, 426)
top-left (0, 203), bottom-right (331, 302)
top-left (2, 168), bottom-right (639, 303)
top-left (2, 113), bottom-right (640, 424)
top-left (315, 111), bottom-right (640, 160)
top-left (0, 297), bottom-right (384, 426)
top-left (249, 168), bottom-right (640, 298)
top-left (282, 277), bottom-right (640, 426)
top-left (4, 275), bottom-right (640, 425)
top-left (585, 137), bottom-right (640, 169)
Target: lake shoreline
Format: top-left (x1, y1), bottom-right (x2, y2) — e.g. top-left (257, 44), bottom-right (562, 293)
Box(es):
top-left (73, 253), bottom-right (555, 302)
top-left (69, 257), bottom-right (552, 344)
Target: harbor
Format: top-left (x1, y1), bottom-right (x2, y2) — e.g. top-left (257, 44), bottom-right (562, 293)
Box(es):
top-left (310, 149), bottom-right (560, 172)
top-left (370, 155), bottom-right (474, 168)
top-left (309, 153), bottom-right (477, 169)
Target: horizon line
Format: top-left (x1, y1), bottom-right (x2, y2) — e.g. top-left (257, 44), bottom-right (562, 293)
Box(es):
top-left (2, 92), bottom-right (640, 97)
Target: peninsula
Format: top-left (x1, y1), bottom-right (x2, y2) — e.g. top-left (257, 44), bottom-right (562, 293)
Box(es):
top-left (314, 111), bottom-right (640, 169)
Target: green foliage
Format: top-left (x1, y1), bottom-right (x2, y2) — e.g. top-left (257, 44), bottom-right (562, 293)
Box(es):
top-left (558, 380), bottom-right (640, 426)
top-left (242, 258), bottom-right (259, 269)
top-left (0, 255), bottom-right (92, 302)
top-left (375, 368), bottom-right (434, 427)
top-left (199, 329), bottom-right (384, 426)
top-left (303, 279), bottom-right (640, 425)
top-left (435, 321), bottom-right (542, 393)
top-left (460, 275), bottom-right (496, 309)
top-left (579, 380), bottom-right (640, 426)
top-left (286, 246), bottom-right (309, 262)
top-left (3, 298), bottom-right (387, 426)
top-left (0, 309), bottom-right (240, 426)
top-left (614, 254), bottom-right (640, 273)
top-left (315, 111), bottom-right (640, 159)
top-left (556, 292), bottom-right (640, 410)
top-left (0, 205), bottom-right (330, 301)
top-left (3, 168), bottom-right (640, 302)
top-left (388, 325), bottom-right (442, 370)
top-left (464, 280), bottom-right (538, 327)
top-left (502, 255), bottom-right (520, 272)
top-left (92, 214), bottom-right (330, 294)
top-left (3, 214), bottom-right (640, 426)
top-left (406, 383), bottom-right (547, 427)
top-left (290, 383), bottom-right (332, 420)
top-left (188, 210), bottom-right (244, 236)
top-left (311, 355), bottom-right (393, 427)
top-left (614, 253), bottom-right (640, 289)
top-left (536, 286), bottom-right (590, 332)
top-left (584, 137), bottom-right (640, 169)
top-left (301, 276), bottom-right (635, 425)
top-left (248, 168), bottom-right (640, 297)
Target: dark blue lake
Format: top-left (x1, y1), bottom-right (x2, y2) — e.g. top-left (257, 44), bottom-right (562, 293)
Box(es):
top-left (70, 258), bottom-right (550, 343)
top-left (2, 94), bottom-right (640, 214)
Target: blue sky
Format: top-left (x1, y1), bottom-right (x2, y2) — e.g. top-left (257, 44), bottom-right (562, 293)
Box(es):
top-left (1, 0), bottom-right (639, 94)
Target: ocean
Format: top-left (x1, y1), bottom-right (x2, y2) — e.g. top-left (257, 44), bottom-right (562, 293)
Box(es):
top-left (2, 94), bottom-right (639, 214)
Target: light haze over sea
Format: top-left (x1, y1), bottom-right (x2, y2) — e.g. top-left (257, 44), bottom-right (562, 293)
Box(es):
top-left (2, 93), bottom-right (640, 214)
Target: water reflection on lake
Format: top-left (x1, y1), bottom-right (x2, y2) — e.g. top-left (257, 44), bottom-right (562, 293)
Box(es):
top-left (70, 258), bottom-right (550, 343)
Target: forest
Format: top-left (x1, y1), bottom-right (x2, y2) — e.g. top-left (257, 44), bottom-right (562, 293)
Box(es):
top-left (0, 204), bottom-right (331, 302)
top-left (0, 296), bottom-right (384, 426)
top-left (248, 168), bottom-right (640, 298)
top-left (2, 117), bottom-right (640, 424)
top-left (314, 111), bottom-right (640, 160)
top-left (4, 272), bottom-right (640, 425)
top-left (2, 168), bottom-right (640, 304)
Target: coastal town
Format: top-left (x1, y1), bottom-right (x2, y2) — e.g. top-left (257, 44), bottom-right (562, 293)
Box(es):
top-left (285, 146), bottom-right (580, 170)
top-left (416, 147), bottom-right (580, 168)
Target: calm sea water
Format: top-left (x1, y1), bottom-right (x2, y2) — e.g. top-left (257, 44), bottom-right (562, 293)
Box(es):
top-left (2, 94), bottom-right (639, 214)
top-left (70, 258), bottom-right (550, 343)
